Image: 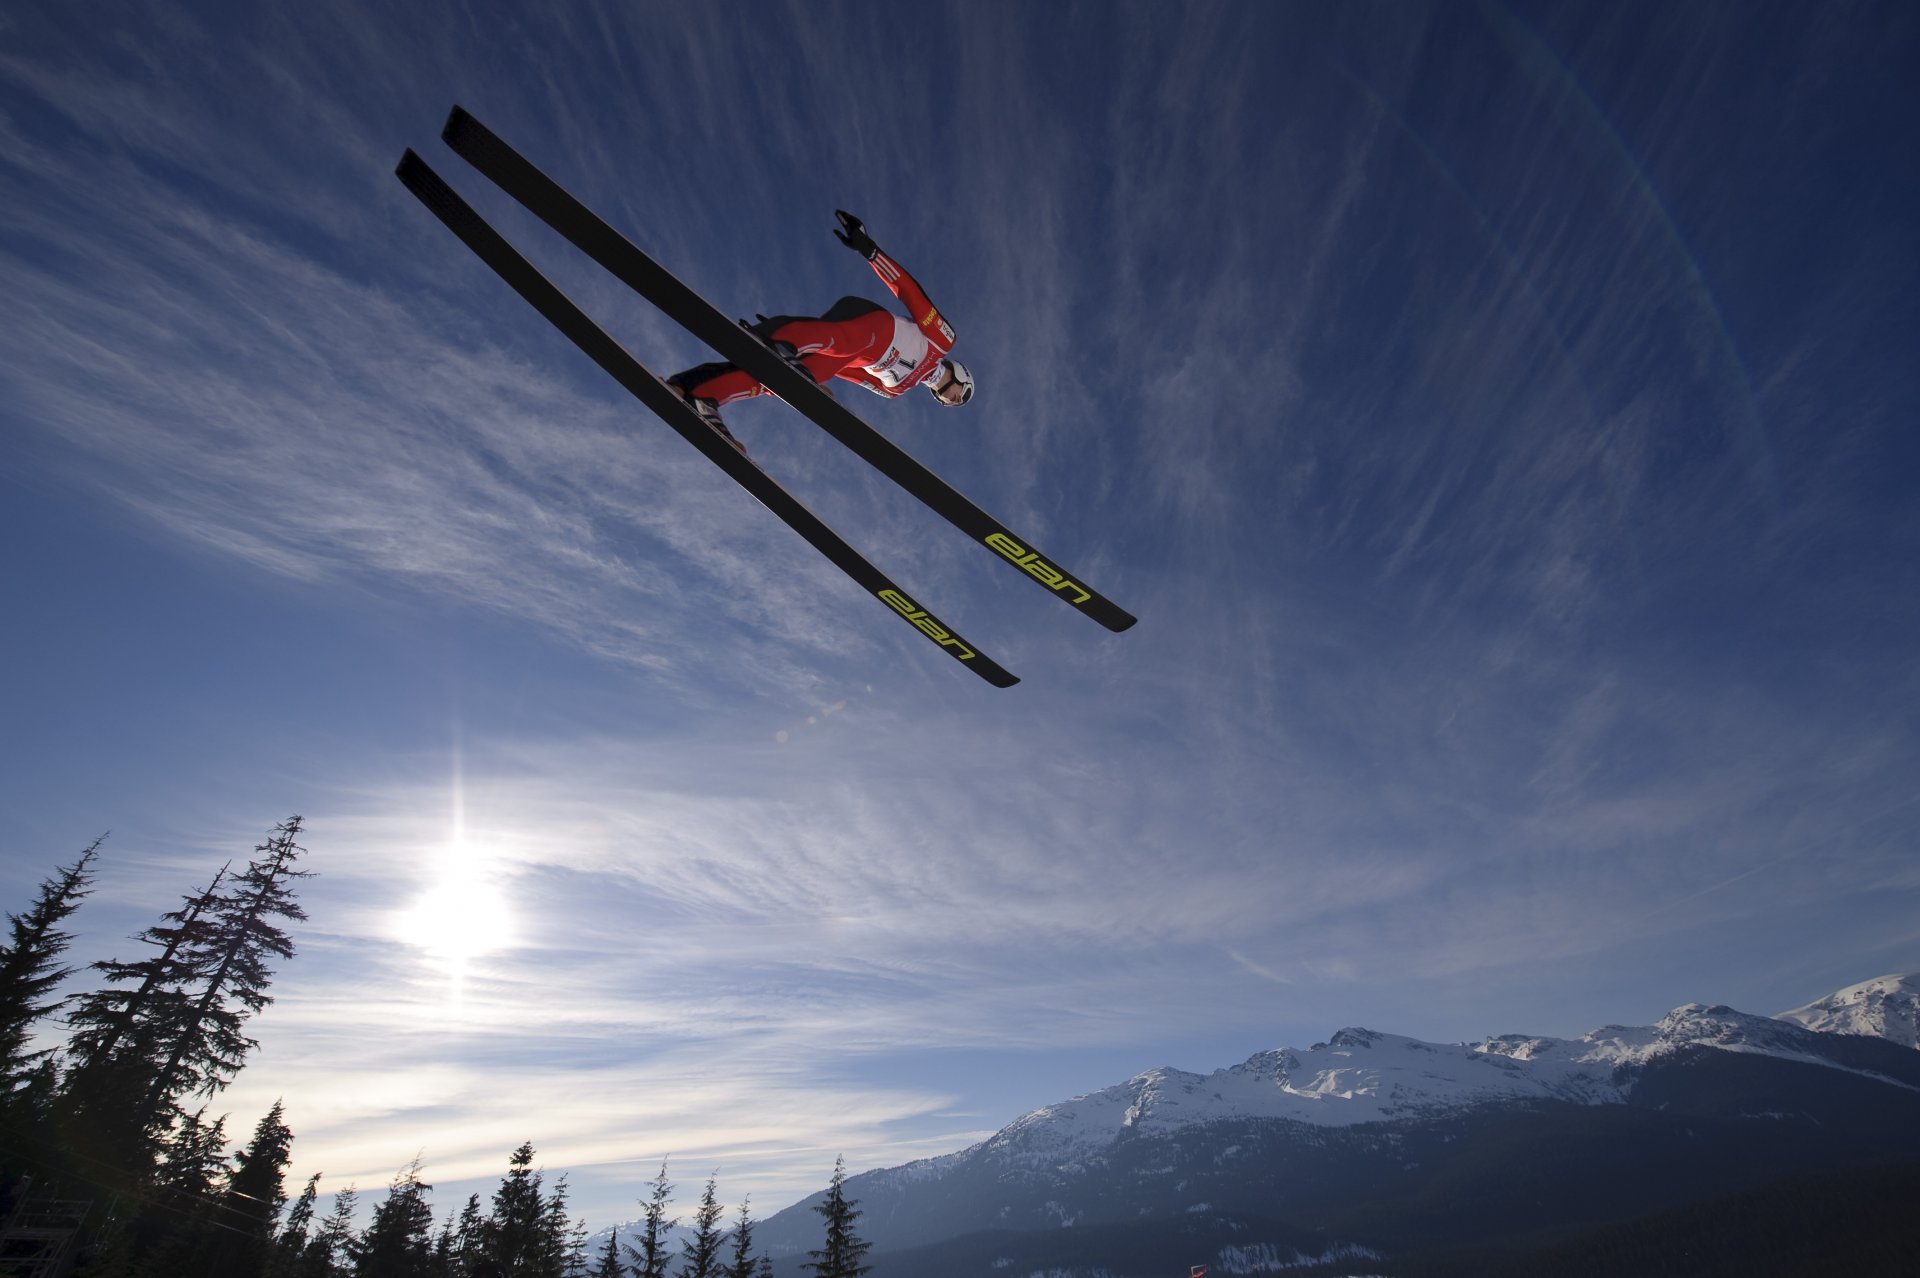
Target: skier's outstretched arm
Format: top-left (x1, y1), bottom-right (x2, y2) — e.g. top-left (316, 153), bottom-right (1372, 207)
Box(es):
top-left (835, 211), bottom-right (955, 350)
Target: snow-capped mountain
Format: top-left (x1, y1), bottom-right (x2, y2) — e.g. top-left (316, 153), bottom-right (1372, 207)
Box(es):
top-left (1777, 972), bottom-right (1920, 1048)
top-left (851, 997), bottom-right (1916, 1182)
top-left (754, 973), bottom-right (1920, 1276)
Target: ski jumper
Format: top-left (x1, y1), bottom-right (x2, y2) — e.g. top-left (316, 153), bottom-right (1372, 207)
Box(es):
top-left (680, 249), bottom-right (956, 407)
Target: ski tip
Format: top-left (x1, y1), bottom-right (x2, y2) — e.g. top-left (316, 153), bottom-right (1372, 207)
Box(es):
top-left (441, 104), bottom-right (476, 144)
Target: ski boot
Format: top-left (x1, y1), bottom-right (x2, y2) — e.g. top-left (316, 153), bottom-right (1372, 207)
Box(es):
top-left (741, 316), bottom-right (818, 382)
top-left (665, 371), bottom-right (749, 457)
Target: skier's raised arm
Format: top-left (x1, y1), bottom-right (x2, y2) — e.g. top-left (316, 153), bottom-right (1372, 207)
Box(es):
top-left (836, 211), bottom-right (955, 353)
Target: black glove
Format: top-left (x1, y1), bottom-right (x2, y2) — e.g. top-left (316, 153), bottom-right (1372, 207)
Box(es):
top-left (834, 210), bottom-right (878, 260)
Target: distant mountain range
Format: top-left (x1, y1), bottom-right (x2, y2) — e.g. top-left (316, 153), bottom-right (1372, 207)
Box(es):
top-left (743, 972), bottom-right (1920, 1277)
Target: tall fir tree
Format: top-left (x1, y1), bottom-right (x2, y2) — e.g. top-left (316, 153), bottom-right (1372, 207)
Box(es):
top-left (723, 1198), bottom-right (757, 1278)
top-left (128, 1108), bottom-right (233, 1278)
top-left (430, 1215), bottom-right (457, 1277)
top-left (272, 1171), bottom-right (323, 1278)
top-left (538, 1172), bottom-right (586, 1276)
top-left (622, 1160), bottom-right (676, 1278)
top-left (143, 817), bottom-right (312, 1116)
top-left (479, 1142), bottom-right (547, 1274)
top-left (309, 1185), bottom-right (359, 1278)
top-left (351, 1157), bottom-right (434, 1278)
top-left (152, 1107), bottom-right (230, 1201)
top-left (591, 1228), bottom-right (626, 1278)
top-left (61, 817), bottom-right (311, 1184)
top-left (450, 1192), bottom-right (486, 1276)
top-left (203, 1099), bottom-right (295, 1277)
top-left (803, 1157), bottom-right (871, 1278)
top-left (58, 863), bottom-right (228, 1178)
top-left (676, 1176), bottom-right (725, 1278)
top-left (64, 864), bottom-right (225, 1086)
top-left (0, 837), bottom-right (102, 1111)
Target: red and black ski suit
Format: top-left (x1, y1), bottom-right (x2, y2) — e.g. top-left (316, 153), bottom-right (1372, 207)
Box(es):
top-left (677, 248), bottom-right (957, 407)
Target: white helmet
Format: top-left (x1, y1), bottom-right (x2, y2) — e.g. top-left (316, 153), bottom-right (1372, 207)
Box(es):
top-left (927, 358), bottom-right (974, 406)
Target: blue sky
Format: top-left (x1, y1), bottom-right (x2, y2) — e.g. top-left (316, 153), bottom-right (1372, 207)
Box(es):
top-left (3, 0), bottom-right (1916, 1233)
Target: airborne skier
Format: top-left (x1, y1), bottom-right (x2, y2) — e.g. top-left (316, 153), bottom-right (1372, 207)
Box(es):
top-left (398, 107), bottom-right (1134, 686)
top-left (666, 211), bottom-right (975, 453)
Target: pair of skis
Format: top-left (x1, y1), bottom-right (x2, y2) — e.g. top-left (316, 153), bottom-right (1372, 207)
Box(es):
top-left (395, 107), bottom-right (1134, 687)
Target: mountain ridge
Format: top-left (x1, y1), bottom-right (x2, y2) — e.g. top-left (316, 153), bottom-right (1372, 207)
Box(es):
top-left (747, 971), bottom-right (1920, 1273)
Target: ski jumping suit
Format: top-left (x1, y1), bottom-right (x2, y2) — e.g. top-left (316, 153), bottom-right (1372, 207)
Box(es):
top-left (677, 248), bottom-right (957, 407)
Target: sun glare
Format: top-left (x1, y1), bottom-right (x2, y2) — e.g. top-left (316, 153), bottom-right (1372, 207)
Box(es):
top-left (401, 868), bottom-right (514, 962)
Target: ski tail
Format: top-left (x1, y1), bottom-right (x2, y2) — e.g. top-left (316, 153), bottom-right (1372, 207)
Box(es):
top-left (394, 150), bottom-right (1018, 688)
top-left (439, 106), bottom-right (1138, 635)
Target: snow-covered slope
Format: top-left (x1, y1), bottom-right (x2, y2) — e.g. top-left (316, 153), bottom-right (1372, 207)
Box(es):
top-left (970, 1027), bottom-right (1623, 1171)
top-left (1483, 999), bottom-right (1906, 1072)
top-left (1777, 973), bottom-right (1920, 1048)
top-left (754, 974), bottom-right (1920, 1267)
top-left (869, 976), bottom-right (1920, 1182)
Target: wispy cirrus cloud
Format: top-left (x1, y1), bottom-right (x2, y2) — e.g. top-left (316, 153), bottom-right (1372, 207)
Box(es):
top-left (6, 0), bottom-right (1917, 1237)
top-left (0, 95), bottom-right (904, 697)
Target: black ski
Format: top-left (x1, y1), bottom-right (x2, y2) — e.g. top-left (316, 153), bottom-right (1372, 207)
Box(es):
top-left (395, 150), bottom-right (1018, 689)
top-left (439, 106), bottom-right (1137, 635)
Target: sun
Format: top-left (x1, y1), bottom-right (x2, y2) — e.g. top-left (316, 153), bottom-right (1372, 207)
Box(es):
top-left (400, 869), bottom-right (514, 962)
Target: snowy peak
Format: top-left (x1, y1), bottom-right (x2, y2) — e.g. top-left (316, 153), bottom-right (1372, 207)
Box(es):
top-left (945, 977), bottom-right (1920, 1178)
top-left (1472, 999), bottom-right (1890, 1071)
top-left (973, 1026), bottom-right (1628, 1171)
top-left (1580, 1001), bottom-right (1816, 1063)
top-left (1778, 973), bottom-right (1920, 1048)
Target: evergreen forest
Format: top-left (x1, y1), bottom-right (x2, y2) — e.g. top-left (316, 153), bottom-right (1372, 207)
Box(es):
top-left (0, 823), bottom-right (873, 1278)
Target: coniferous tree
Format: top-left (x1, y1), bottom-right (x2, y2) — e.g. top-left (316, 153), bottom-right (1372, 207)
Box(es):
top-left (802, 1157), bottom-right (870, 1278)
top-left (59, 864), bottom-right (229, 1177)
top-left (143, 818), bottom-right (311, 1117)
top-left (204, 1099), bottom-right (294, 1276)
top-left (450, 1192), bottom-right (486, 1276)
top-left (62, 864), bottom-right (225, 1076)
top-left (431, 1215), bottom-right (457, 1277)
top-left (622, 1160), bottom-right (676, 1278)
top-left (722, 1199), bottom-right (757, 1278)
top-left (538, 1172), bottom-right (587, 1276)
top-left (5, 1058), bottom-right (61, 1136)
top-left (676, 1176), bottom-right (725, 1278)
top-left (153, 1107), bottom-right (230, 1201)
top-left (591, 1228), bottom-right (626, 1278)
top-left (128, 1108), bottom-right (232, 1278)
top-left (352, 1157), bottom-right (434, 1278)
top-left (0, 837), bottom-right (101, 1109)
top-left (480, 1142), bottom-right (547, 1273)
top-left (61, 819), bottom-right (311, 1186)
top-left (273, 1172), bottom-right (323, 1278)
top-left (309, 1185), bottom-right (359, 1278)
top-left (754, 1257), bottom-right (773, 1278)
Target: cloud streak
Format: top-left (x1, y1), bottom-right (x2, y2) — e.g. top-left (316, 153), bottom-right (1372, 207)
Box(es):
top-left (5, 0), bottom-right (1916, 1236)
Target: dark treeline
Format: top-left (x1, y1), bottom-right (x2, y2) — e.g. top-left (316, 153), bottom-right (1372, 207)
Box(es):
top-left (0, 823), bottom-right (874, 1278)
top-left (1323, 1159), bottom-right (1920, 1278)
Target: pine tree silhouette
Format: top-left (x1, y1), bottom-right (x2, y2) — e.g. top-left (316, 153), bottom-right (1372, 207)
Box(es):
top-left (592, 1226), bottom-right (627, 1278)
top-left (802, 1157), bottom-right (871, 1278)
top-left (0, 837), bottom-right (102, 1109)
top-left (351, 1157), bottom-right (434, 1276)
top-left (724, 1198), bottom-right (758, 1278)
top-left (623, 1160), bottom-right (676, 1278)
top-left (676, 1176), bottom-right (725, 1278)
top-left (272, 1171), bottom-right (322, 1278)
